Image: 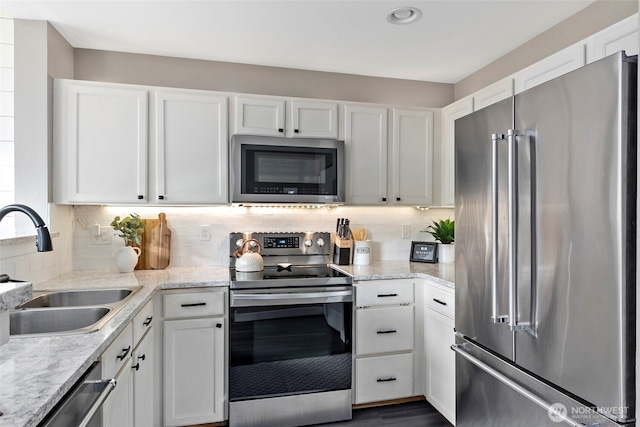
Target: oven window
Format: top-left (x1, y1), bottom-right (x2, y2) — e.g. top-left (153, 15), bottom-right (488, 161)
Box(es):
top-left (229, 302), bottom-right (352, 400)
top-left (241, 144), bottom-right (338, 195)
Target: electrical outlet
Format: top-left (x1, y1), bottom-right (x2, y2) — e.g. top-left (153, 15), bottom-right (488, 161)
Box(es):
top-left (200, 225), bottom-right (212, 241)
top-left (402, 224), bottom-right (411, 238)
top-left (91, 225), bottom-right (112, 245)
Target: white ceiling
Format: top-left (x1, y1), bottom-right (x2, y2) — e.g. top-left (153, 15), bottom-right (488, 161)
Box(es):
top-left (1, 0), bottom-right (596, 83)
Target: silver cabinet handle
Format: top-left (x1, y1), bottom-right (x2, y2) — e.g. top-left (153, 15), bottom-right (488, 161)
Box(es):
top-left (491, 133), bottom-right (508, 324)
top-left (78, 379), bottom-right (117, 427)
top-left (452, 344), bottom-right (591, 427)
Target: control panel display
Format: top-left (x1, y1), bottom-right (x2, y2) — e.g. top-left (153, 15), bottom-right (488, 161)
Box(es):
top-left (263, 236), bottom-right (300, 249)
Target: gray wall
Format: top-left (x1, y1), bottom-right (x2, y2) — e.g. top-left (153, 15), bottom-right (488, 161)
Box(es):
top-left (73, 49), bottom-right (454, 108)
top-left (455, 0), bottom-right (638, 99)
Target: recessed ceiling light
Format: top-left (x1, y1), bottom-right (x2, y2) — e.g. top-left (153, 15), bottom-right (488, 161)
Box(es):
top-left (386, 6), bottom-right (422, 25)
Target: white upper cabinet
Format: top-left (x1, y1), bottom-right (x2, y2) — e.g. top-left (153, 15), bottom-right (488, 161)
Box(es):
top-left (586, 13), bottom-right (639, 63)
top-left (390, 108), bottom-right (434, 206)
top-left (439, 97), bottom-right (474, 207)
top-left (54, 79), bottom-right (149, 204)
top-left (472, 77), bottom-right (513, 111)
top-left (234, 96), bottom-right (286, 136)
top-left (513, 43), bottom-right (585, 94)
top-left (234, 95), bottom-right (338, 138)
top-left (288, 100), bottom-right (339, 138)
top-left (154, 90), bottom-right (228, 204)
top-left (54, 79), bottom-right (230, 205)
top-left (343, 105), bottom-right (389, 205)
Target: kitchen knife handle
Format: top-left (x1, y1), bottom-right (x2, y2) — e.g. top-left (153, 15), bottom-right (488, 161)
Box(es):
top-left (491, 133), bottom-right (508, 325)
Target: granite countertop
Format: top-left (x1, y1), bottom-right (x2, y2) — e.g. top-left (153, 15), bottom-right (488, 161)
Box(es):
top-left (0, 266), bottom-right (230, 427)
top-left (0, 281), bottom-right (32, 311)
top-left (331, 260), bottom-right (455, 289)
top-left (0, 261), bottom-right (454, 427)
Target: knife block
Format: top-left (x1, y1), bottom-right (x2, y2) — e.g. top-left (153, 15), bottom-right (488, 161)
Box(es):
top-left (333, 236), bottom-right (353, 265)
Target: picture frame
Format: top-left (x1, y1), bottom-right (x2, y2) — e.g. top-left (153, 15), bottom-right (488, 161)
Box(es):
top-left (410, 241), bottom-right (438, 263)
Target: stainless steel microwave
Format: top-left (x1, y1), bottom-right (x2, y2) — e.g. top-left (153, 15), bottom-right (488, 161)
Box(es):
top-left (230, 134), bottom-right (345, 205)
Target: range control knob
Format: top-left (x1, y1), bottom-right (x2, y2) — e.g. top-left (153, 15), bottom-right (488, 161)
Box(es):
top-left (316, 238), bottom-right (325, 247)
top-left (304, 239), bottom-right (313, 247)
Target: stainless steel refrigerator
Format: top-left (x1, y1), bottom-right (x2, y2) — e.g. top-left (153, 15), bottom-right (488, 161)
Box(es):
top-left (453, 51), bottom-right (637, 426)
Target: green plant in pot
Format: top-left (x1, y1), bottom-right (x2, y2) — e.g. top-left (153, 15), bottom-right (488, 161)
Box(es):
top-left (423, 218), bottom-right (455, 263)
top-left (111, 213), bottom-right (145, 245)
top-left (111, 213), bottom-right (144, 272)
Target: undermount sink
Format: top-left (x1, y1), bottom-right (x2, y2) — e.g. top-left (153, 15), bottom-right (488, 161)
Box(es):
top-left (19, 288), bottom-right (137, 309)
top-left (10, 306), bottom-right (113, 336)
top-left (10, 287), bottom-right (141, 337)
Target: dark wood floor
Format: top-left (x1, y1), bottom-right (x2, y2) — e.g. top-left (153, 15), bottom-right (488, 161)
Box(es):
top-left (316, 400), bottom-right (453, 427)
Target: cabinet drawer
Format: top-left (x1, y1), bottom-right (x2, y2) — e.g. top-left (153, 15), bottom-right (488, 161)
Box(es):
top-left (426, 283), bottom-right (455, 319)
top-left (102, 323), bottom-right (133, 379)
top-left (163, 291), bottom-right (225, 319)
top-left (356, 306), bottom-right (414, 355)
top-left (355, 353), bottom-right (414, 404)
top-left (355, 280), bottom-right (414, 307)
top-left (133, 300), bottom-right (154, 345)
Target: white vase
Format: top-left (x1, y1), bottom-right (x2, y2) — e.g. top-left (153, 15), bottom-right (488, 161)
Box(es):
top-left (113, 246), bottom-right (141, 273)
top-left (439, 244), bottom-right (455, 263)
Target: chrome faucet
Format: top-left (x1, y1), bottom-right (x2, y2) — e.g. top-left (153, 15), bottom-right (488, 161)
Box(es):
top-left (0, 204), bottom-right (53, 252)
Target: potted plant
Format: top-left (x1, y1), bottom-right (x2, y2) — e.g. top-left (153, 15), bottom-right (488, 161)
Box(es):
top-left (423, 218), bottom-right (455, 263)
top-left (111, 214), bottom-right (144, 272)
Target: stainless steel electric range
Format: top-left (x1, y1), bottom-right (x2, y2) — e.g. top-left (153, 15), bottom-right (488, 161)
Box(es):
top-left (228, 232), bottom-right (353, 427)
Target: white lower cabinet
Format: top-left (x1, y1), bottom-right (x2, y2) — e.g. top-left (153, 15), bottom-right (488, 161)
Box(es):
top-left (354, 280), bottom-right (416, 405)
top-left (102, 323), bottom-right (135, 427)
top-left (162, 289), bottom-right (226, 426)
top-left (424, 281), bottom-right (456, 425)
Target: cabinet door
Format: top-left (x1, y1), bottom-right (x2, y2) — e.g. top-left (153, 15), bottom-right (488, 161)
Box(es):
top-left (586, 13), bottom-right (639, 63)
top-left (425, 309), bottom-right (455, 425)
top-left (344, 105), bottom-right (388, 204)
top-left (234, 96), bottom-right (286, 136)
top-left (288, 100), bottom-right (338, 138)
top-left (155, 90), bottom-right (228, 204)
top-left (390, 108), bottom-right (433, 205)
top-left (514, 43), bottom-right (585, 94)
top-left (164, 317), bottom-right (225, 426)
top-left (104, 359), bottom-right (134, 427)
top-left (440, 97), bottom-right (473, 206)
top-left (133, 330), bottom-right (155, 427)
top-left (473, 77), bottom-right (513, 111)
top-left (56, 80), bottom-right (148, 204)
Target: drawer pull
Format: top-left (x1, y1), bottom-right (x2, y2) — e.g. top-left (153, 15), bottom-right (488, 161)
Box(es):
top-left (117, 346), bottom-right (131, 361)
top-left (377, 293), bottom-right (398, 298)
top-left (132, 362), bottom-right (140, 371)
top-left (181, 302), bottom-right (207, 307)
top-left (138, 354), bottom-right (146, 361)
top-left (216, 323), bottom-right (223, 328)
top-left (376, 329), bottom-right (397, 334)
top-left (433, 298), bottom-right (447, 306)
top-left (376, 377), bottom-right (397, 382)
top-left (143, 316), bottom-right (153, 326)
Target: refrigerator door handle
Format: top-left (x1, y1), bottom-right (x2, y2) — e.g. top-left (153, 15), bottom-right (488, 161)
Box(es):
top-left (452, 343), bottom-right (599, 427)
top-left (491, 133), bottom-right (508, 324)
top-left (507, 129), bottom-right (527, 332)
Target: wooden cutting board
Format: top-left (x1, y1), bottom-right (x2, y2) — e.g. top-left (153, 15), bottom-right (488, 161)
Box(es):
top-left (133, 218), bottom-right (159, 270)
top-left (149, 212), bottom-right (171, 269)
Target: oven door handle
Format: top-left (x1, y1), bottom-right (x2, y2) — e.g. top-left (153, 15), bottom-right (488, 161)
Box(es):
top-left (231, 290), bottom-right (352, 306)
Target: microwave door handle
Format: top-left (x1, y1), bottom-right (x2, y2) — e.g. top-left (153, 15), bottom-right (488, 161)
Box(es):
top-left (491, 133), bottom-right (508, 324)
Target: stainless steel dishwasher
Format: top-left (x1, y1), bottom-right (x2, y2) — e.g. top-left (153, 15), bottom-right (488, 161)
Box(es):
top-left (39, 361), bottom-right (116, 427)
